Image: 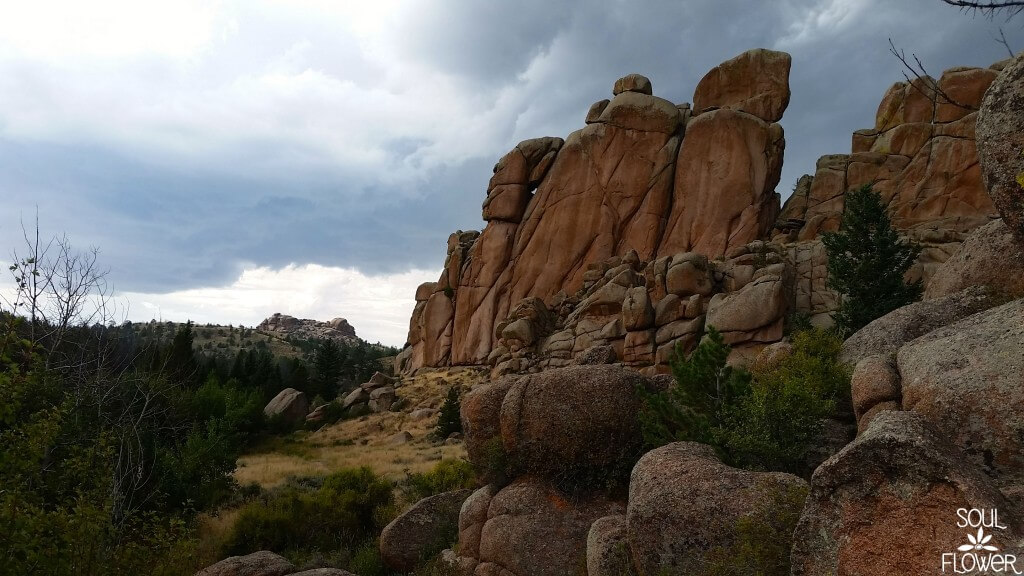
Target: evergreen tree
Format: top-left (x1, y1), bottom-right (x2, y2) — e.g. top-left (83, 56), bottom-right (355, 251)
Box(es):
top-left (821, 184), bottom-right (922, 337)
top-left (436, 386), bottom-right (462, 438)
top-left (167, 321), bottom-right (198, 385)
top-left (313, 338), bottom-right (343, 399)
top-left (638, 327), bottom-right (751, 450)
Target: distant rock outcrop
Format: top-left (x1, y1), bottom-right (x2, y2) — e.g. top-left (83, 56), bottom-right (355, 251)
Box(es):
top-left (398, 51), bottom-right (1003, 376)
top-left (257, 313), bottom-right (357, 343)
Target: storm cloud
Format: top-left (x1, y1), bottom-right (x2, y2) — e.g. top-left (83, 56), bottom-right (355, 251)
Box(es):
top-left (0, 0), bottom-right (1019, 343)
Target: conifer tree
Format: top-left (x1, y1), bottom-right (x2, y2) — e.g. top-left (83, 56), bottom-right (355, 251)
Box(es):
top-left (822, 184), bottom-right (922, 337)
top-left (436, 386), bottom-right (462, 438)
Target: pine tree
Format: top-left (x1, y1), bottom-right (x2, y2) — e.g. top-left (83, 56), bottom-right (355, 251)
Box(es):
top-left (822, 184), bottom-right (922, 337)
top-left (436, 386), bottom-right (462, 438)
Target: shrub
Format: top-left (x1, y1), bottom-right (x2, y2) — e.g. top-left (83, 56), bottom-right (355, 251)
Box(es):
top-left (822, 184), bottom-right (922, 337)
top-left (639, 328), bottom-right (849, 476)
top-left (222, 466), bottom-right (394, 558)
top-left (400, 459), bottom-right (477, 503)
top-left (435, 386), bottom-right (462, 439)
top-left (721, 328), bottom-right (849, 475)
top-left (638, 327), bottom-right (751, 451)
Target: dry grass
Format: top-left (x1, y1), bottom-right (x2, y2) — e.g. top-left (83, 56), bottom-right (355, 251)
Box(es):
top-left (235, 367), bottom-right (488, 488)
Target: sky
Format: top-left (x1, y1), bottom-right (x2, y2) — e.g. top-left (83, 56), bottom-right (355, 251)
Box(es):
top-left (0, 0), bottom-right (1020, 346)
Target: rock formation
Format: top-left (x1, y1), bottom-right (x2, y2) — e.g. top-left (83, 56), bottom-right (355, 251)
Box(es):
top-left (977, 52), bottom-right (1024, 245)
top-left (257, 313), bottom-right (357, 343)
top-left (399, 51), bottom-right (1004, 376)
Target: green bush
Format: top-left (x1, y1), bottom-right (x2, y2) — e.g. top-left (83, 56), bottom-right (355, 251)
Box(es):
top-left (639, 327), bottom-right (849, 476)
top-left (435, 386), bottom-right (462, 439)
top-left (222, 467), bottom-right (394, 558)
top-left (400, 459), bottom-right (477, 503)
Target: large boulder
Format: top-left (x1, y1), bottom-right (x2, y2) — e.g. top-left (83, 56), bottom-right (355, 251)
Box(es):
top-left (195, 551), bottom-right (295, 576)
top-left (977, 52), bottom-right (1024, 245)
top-left (841, 285), bottom-right (998, 366)
top-left (461, 377), bottom-right (518, 472)
top-left (263, 389), bottom-right (309, 425)
top-left (499, 365), bottom-right (649, 484)
top-left (626, 442), bottom-right (807, 575)
top-left (705, 274), bottom-right (788, 345)
top-left (924, 219), bottom-right (1024, 300)
top-left (692, 48), bottom-right (792, 122)
top-left (467, 477), bottom-right (623, 576)
top-left (792, 411), bottom-right (1022, 576)
top-left (379, 489), bottom-right (473, 573)
top-left (897, 298), bottom-right (1024, 485)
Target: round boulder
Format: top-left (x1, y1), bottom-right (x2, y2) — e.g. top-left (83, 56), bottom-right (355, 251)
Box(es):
top-left (379, 489), bottom-right (474, 573)
top-left (627, 442), bottom-right (807, 575)
top-left (499, 365), bottom-right (650, 484)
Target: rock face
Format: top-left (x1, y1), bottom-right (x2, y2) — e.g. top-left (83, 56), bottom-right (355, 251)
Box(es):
top-left (977, 52), bottom-right (1024, 245)
top-left (792, 411), bottom-right (1021, 576)
top-left (692, 48), bottom-right (792, 122)
top-left (924, 219), bottom-right (1024, 300)
top-left (897, 298), bottom-right (1024, 485)
top-left (195, 551), bottom-right (295, 576)
top-left (626, 442), bottom-right (807, 575)
top-left (840, 285), bottom-right (998, 366)
top-left (263, 388), bottom-right (309, 424)
top-left (257, 313), bottom-right (357, 343)
top-left (455, 477), bottom-right (623, 576)
top-left (379, 489), bottom-right (473, 573)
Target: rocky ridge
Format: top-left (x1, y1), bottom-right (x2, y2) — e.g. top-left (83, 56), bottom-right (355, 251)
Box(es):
top-left (257, 313), bottom-right (358, 343)
top-left (399, 49), bottom-right (1003, 376)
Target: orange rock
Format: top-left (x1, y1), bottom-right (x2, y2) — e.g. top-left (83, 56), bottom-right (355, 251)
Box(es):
top-left (659, 109), bottom-right (784, 258)
top-left (692, 48), bottom-right (792, 122)
top-left (935, 66), bottom-right (998, 123)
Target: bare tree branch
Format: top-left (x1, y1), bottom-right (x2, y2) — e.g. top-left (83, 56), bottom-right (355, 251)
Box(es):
top-left (940, 0), bottom-right (1024, 19)
top-left (995, 27), bottom-right (1016, 57)
top-left (887, 38), bottom-right (975, 116)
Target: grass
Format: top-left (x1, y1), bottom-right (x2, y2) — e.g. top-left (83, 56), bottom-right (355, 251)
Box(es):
top-left (235, 367), bottom-right (485, 488)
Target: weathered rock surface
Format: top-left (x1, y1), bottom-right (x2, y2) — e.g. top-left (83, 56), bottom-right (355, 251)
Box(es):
top-left (924, 219), bottom-right (1024, 300)
top-left (263, 388), bottom-right (309, 424)
top-left (659, 108), bottom-right (784, 258)
top-left (195, 551), bottom-right (295, 576)
top-left (977, 52), bottom-right (1024, 245)
top-left (692, 48), bottom-right (792, 122)
top-left (461, 377), bottom-right (517, 471)
top-left (897, 298), bottom-right (1024, 485)
top-left (461, 477), bottom-right (623, 576)
top-left (586, 515), bottom-right (632, 576)
top-left (379, 489), bottom-right (473, 573)
top-left (850, 354), bottom-right (901, 432)
top-left (840, 285), bottom-right (998, 366)
top-left (792, 411), bottom-right (1021, 576)
top-left (626, 442), bottom-right (807, 575)
top-left (499, 365), bottom-right (648, 481)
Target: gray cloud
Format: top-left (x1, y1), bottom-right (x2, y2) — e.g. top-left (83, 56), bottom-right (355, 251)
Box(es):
top-left (0, 0), bottom-right (1020, 298)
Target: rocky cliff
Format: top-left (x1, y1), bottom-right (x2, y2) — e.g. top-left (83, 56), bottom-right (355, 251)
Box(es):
top-left (398, 49), bottom-right (1005, 376)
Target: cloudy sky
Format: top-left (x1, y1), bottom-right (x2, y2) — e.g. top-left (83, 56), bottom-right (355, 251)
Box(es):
top-left (0, 0), bottom-right (1019, 345)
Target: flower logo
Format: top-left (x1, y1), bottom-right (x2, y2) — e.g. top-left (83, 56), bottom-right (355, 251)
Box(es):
top-left (959, 527), bottom-right (1000, 552)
